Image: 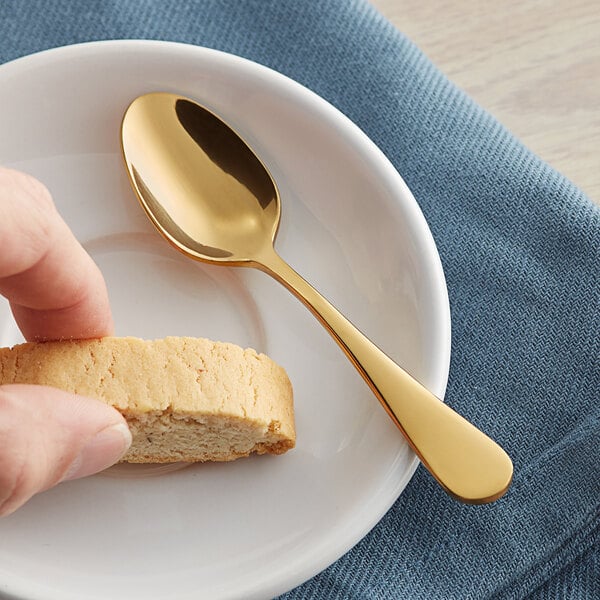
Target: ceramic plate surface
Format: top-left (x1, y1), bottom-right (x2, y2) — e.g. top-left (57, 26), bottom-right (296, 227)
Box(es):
top-left (0, 41), bottom-right (450, 600)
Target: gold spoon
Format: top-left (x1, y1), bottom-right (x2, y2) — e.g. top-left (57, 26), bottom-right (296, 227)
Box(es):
top-left (120, 92), bottom-right (513, 504)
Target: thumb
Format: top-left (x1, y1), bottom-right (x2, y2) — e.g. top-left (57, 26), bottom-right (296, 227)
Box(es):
top-left (0, 384), bottom-right (131, 517)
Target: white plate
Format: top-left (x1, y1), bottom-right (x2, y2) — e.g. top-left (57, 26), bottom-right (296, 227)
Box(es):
top-left (0, 41), bottom-right (450, 600)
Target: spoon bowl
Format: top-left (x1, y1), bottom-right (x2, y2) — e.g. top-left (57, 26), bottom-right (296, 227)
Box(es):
top-left (122, 94), bottom-right (280, 263)
top-left (121, 92), bottom-right (513, 504)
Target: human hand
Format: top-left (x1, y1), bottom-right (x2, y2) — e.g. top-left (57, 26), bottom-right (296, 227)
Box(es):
top-left (0, 167), bottom-right (131, 517)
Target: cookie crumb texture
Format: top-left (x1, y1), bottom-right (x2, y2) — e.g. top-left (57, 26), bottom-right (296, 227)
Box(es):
top-left (0, 337), bottom-right (295, 463)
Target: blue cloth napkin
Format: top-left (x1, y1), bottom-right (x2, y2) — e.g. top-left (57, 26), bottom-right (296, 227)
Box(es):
top-left (1, 1), bottom-right (598, 598)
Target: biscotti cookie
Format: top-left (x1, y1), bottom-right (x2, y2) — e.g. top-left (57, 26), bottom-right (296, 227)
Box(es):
top-left (0, 336), bottom-right (295, 463)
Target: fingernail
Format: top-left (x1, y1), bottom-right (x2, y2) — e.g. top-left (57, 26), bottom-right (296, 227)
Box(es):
top-left (61, 422), bottom-right (132, 482)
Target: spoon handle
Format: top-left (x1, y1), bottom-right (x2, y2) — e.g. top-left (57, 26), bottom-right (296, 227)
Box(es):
top-left (256, 249), bottom-right (513, 504)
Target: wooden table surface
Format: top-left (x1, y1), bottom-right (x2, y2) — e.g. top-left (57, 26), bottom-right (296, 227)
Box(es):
top-left (370, 0), bottom-right (600, 205)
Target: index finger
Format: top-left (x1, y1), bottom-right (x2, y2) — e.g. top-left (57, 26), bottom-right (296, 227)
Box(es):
top-left (0, 168), bottom-right (113, 341)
